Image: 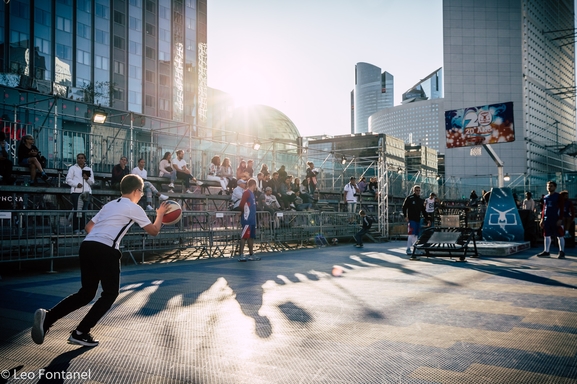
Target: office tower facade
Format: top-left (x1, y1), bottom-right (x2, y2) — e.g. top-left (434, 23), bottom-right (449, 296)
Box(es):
top-left (443, 0), bottom-right (576, 182)
top-left (351, 62), bottom-right (393, 134)
top-left (0, 0), bottom-right (207, 127)
top-left (369, 68), bottom-right (444, 151)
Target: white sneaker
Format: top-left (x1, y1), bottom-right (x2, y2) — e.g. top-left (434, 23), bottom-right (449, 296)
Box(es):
top-left (196, 180), bottom-right (204, 186)
top-left (146, 205), bottom-right (154, 210)
top-left (168, 183), bottom-right (175, 188)
top-left (186, 189), bottom-right (194, 193)
top-left (168, 189), bottom-right (174, 193)
top-left (159, 194), bottom-right (169, 201)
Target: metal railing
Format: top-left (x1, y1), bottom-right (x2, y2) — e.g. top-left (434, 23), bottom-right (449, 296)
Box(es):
top-left (0, 210), bottom-right (369, 267)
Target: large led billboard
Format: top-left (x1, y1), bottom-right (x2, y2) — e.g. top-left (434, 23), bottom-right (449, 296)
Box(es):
top-left (445, 102), bottom-right (515, 148)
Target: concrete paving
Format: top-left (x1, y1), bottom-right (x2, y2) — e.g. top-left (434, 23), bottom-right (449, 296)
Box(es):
top-left (0, 241), bottom-right (576, 383)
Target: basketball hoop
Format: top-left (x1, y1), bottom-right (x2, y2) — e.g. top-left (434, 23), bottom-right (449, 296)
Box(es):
top-left (470, 146), bottom-right (482, 156)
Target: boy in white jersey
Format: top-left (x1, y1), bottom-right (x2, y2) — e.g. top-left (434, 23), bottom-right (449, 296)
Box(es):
top-left (424, 192), bottom-right (438, 227)
top-left (31, 174), bottom-right (168, 347)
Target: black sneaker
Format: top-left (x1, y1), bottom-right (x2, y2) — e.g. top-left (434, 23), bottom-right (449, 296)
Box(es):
top-left (68, 330), bottom-right (99, 347)
top-left (31, 308), bottom-right (48, 344)
top-left (536, 251), bottom-right (550, 257)
top-left (409, 256), bottom-right (420, 261)
top-left (558, 251), bottom-right (565, 259)
top-left (238, 256), bottom-right (247, 262)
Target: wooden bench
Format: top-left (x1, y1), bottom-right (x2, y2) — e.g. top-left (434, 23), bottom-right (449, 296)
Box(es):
top-left (411, 227), bottom-right (478, 261)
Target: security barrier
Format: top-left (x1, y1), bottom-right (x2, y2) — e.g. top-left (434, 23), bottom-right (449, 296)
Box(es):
top-left (0, 210), bottom-right (366, 266)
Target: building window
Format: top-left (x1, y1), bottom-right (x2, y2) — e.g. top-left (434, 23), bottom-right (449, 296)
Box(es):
top-left (95, 3), bottom-right (109, 19)
top-left (129, 41), bottom-right (142, 55)
top-left (113, 88), bottom-right (124, 101)
top-left (159, 74), bottom-right (169, 86)
top-left (129, 16), bottom-right (142, 31)
top-left (128, 65), bottom-right (141, 79)
top-left (145, 46), bottom-right (156, 59)
top-left (11, 1), bottom-right (30, 19)
top-left (78, 0), bottom-right (92, 13)
top-left (145, 70), bottom-right (154, 82)
top-left (145, 95), bottom-right (154, 107)
top-left (128, 91), bottom-right (141, 105)
top-left (95, 55), bottom-right (109, 70)
top-left (95, 29), bottom-right (109, 44)
top-left (77, 49), bottom-right (91, 65)
top-left (160, 28), bottom-right (170, 42)
top-left (56, 16), bottom-right (72, 32)
top-left (56, 44), bottom-right (72, 60)
top-left (159, 98), bottom-right (169, 111)
top-left (129, 0), bottom-right (142, 6)
top-left (159, 5), bottom-right (169, 19)
top-left (159, 51), bottom-right (170, 61)
top-left (113, 36), bottom-right (125, 50)
top-left (35, 8), bottom-right (51, 27)
top-left (114, 61), bottom-right (125, 75)
top-left (77, 23), bottom-right (91, 39)
top-left (113, 11), bottom-right (125, 25)
top-left (146, 0), bottom-right (156, 13)
top-left (35, 37), bottom-right (50, 54)
top-left (10, 31), bottom-right (29, 48)
top-left (145, 23), bottom-right (156, 36)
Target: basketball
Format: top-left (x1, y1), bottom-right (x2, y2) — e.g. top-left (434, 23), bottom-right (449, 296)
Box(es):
top-left (332, 266), bottom-right (343, 277)
top-left (162, 200), bottom-right (182, 225)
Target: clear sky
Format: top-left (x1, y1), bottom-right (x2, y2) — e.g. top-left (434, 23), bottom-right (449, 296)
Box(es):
top-left (207, 0), bottom-right (443, 137)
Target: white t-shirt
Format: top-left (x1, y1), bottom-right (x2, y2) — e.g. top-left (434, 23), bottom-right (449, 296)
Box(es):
top-left (85, 197), bottom-right (152, 249)
top-left (131, 166), bottom-right (148, 180)
top-left (172, 158), bottom-right (187, 172)
top-left (425, 197), bottom-right (436, 213)
top-left (159, 159), bottom-right (172, 176)
top-left (343, 183), bottom-right (357, 202)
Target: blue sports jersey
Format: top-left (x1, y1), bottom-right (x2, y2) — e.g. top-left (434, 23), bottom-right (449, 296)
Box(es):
top-left (240, 189), bottom-right (256, 226)
top-left (543, 192), bottom-right (562, 221)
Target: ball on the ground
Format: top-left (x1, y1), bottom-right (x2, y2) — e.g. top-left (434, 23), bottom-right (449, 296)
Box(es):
top-left (332, 266), bottom-right (343, 277)
top-left (162, 200), bottom-right (182, 225)
top-left (332, 238), bottom-right (338, 245)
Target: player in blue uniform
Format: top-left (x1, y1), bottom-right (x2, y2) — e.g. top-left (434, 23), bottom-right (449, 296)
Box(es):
top-left (537, 181), bottom-right (565, 259)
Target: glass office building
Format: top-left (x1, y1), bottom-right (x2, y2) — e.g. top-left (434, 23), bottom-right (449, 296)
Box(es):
top-left (351, 62), bottom-right (393, 134)
top-left (0, 0), bottom-right (207, 127)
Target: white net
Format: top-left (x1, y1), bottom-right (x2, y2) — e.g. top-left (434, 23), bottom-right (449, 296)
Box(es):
top-left (470, 146), bottom-right (482, 156)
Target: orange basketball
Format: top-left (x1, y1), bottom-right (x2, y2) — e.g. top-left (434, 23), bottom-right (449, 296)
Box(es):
top-left (162, 200), bottom-right (182, 225)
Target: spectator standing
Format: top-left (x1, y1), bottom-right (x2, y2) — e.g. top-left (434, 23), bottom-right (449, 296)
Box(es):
top-left (110, 156), bottom-right (129, 190)
top-left (343, 176), bottom-right (360, 221)
top-left (31, 174), bottom-right (169, 347)
top-left (17, 134), bottom-right (50, 184)
top-left (357, 176), bottom-right (367, 194)
top-left (522, 192), bottom-right (535, 212)
top-left (158, 152), bottom-right (177, 193)
top-left (172, 149), bottom-right (200, 194)
top-left (353, 210), bottom-right (374, 248)
top-left (537, 181), bottom-right (565, 259)
top-left (305, 161), bottom-right (318, 195)
top-left (402, 185), bottom-right (427, 259)
top-left (66, 153), bottom-right (95, 234)
top-left (131, 158), bottom-right (168, 210)
top-left (0, 131), bottom-right (14, 184)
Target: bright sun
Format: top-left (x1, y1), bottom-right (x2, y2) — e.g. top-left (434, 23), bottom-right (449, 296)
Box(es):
top-left (227, 60), bottom-right (272, 107)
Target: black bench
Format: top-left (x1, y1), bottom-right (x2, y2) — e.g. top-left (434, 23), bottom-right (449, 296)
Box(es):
top-left (411, 227), bottom-right (478, 261)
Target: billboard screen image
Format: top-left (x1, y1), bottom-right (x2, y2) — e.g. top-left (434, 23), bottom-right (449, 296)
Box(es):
top-left (445, 101), bottom-right (514, 148)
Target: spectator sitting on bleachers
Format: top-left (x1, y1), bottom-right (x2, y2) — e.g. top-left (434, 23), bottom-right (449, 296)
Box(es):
top-left (368, 177), bottom-right (378, 196)
top-left (264, 187), bottom-right (282, 211)
top-left (236, 159), bottom-right (249, 180)
top-left (294, 190), bottom-right (313, 211)
top-left (158, 151), bottom-right (177, 193)
top-left (66, 153), bottom-right (94, 234)
top-left (255, 172), bottom-right (266, 197)
top-left (269, 172), bottom-right (283, 204)
top-left (357, 176), bottom-right (367, 194)
top-left (110, 156), bottom-right (129, 190)
top-left (219, 157), bottom-right (236, 194)
top-left (259, 163), bottom-right (270, 178)
top-left (230, 178), bottom-right (247, 211)
top-left (246, 159), bottom-right (255, 177)
top-left (172, 149), bottom-right (201, 194)
top-left (131, 158), bottom-right (169, 210)
top-left (17, 134), bottom-right (50, 184)
top-left (0, 131), bottom-right (14, 185)
top-left (279, 174), bottom-right (296, 210)
top-left (206, 155), bottom-right (228, 194)
top-left (293, 177), bottom-right (312, 204)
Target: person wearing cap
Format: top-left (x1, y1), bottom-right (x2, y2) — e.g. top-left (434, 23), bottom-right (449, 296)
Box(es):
top-left (264, 186), bottom-right (282, 211)
top-left (230, 178), bottom-right (247, 211)
top-left (343, 176), bottom-right (360, 221)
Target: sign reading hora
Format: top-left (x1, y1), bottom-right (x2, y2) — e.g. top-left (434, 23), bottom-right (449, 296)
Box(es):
top-left (445, 101), bottom-right (514, 148)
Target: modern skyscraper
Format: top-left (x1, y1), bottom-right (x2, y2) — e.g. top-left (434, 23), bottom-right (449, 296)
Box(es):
top-left (351, 62), bottom-right (393, 134)
top-left (369, 68), bottom-right (444, 151)
top-left (0, 0), bottom-right (207, 127)
top-left (443, 0), bottom-right (576, 182)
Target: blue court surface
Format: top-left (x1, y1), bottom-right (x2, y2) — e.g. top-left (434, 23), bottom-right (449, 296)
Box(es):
top-left (0, 241), bottom-right (576, 383)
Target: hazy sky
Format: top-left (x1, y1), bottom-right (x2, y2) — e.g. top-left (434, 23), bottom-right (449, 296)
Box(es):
top-left (207, 0), bottom-right (443, 137)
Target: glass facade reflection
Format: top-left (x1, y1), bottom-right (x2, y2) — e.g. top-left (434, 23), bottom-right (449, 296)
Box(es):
top-left (352, 62), bottom-right (394, 134)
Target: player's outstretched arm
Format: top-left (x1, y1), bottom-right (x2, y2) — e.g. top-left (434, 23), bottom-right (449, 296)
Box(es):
top-left (143, 201), bottom-right (169, 236)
